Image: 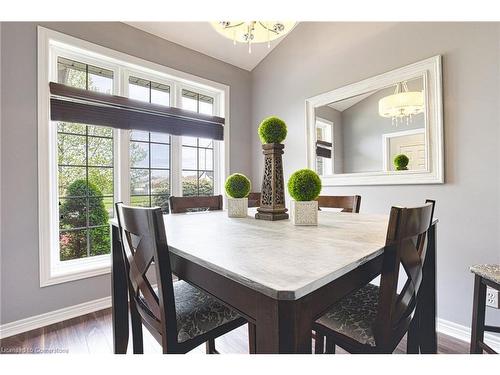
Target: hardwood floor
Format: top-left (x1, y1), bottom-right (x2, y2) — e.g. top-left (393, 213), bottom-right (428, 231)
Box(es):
top-left (1, 308), bottom-right (470, 354)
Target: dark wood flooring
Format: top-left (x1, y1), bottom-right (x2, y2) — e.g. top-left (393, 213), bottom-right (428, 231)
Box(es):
top-left (0, 308), bottom-right (470, 354)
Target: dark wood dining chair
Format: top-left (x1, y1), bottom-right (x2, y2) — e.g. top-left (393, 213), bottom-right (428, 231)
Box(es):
top-left (314, 199), bottom-right (436, 354)
top-left (169, 195), bottom-right (223, 213)
top-left (115, 203), bottom-right (252, 354)
top-left (316, 195), bottom-right (362, 213)
top-left (469, 264), bottom-right (500, 354)
top-left (247, 192), bottom-right (261, 208)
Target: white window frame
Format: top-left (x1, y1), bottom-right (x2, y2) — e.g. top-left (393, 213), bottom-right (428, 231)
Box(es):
top-left (38, 26), bottom-right (230, 287)
top-left (315, 117), bottom-right (334, 176)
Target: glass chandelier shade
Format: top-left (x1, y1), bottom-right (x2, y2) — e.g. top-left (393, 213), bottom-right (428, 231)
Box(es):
top-left (211, 21), bottom-right (296, 53)
top-left (378, 82), bottom-right (424, 125)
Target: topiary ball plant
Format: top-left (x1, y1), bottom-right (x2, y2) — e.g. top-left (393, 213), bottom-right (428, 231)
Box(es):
top-left (258, 116), bottom-right (287, 144)
top-left (288, 169), bottom-right (322, 201)
top-left (394, 154), bottom-right (410, 171)
top-left (225, 173), bottom-right (251, 199)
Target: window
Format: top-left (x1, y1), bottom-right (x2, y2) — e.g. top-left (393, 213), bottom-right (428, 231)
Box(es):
top-left (128, 77), bottom-right (171, 213)
top-left (129, 131), bottom-right (171, 212)
top-left (181, 89), bottom-right (215, 196)
top-left (315, 118), bottom-right (333, 175)
top-left (56, 57), bottom-right (115, 262)
top-left (38, 27), bottom-right (228, 286)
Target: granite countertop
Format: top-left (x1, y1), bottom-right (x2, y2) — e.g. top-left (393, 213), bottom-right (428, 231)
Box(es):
top-left (470, 264), bottom-right (500, 285)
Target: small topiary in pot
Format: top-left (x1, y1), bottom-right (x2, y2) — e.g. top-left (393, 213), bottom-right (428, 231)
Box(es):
top-left (225, 173), bottom-right (251, 218)
top-left (258, 116), bottom-right (287, 144)
top-left (287, 169), bottom-right (322, 226)
top-left (394, 154), bottom-right (410, 171)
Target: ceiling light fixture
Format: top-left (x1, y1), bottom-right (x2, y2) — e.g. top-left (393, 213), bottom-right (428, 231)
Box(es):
top-left (379, 81), bottom-right (424, 126)
top-left (211, 21), bottom-right (296, 54)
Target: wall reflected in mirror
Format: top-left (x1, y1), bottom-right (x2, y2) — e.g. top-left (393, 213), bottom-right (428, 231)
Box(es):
top-left (314, 76), bottom-right (426, 176)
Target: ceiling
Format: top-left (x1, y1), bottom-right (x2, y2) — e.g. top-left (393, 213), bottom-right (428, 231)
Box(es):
top-left (124, 22), bottom-right (295, 71)
top-left (328, 91), bottom-right (375, 112)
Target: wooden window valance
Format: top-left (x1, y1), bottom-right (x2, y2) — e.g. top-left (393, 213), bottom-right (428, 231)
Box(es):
top-left (49, 82), bottom-right (225, 140)
top-left (316, 140), bottom-right (332, 159)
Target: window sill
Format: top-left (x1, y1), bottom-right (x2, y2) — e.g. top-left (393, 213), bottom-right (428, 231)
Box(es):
top-left (40, 255), bottom-right (111, 287)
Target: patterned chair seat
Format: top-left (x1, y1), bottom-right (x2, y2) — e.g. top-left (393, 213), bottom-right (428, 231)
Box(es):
top-left (315, 283), bottom-right (379, 347)
top-left (173, 281), bottom-right (242, 343)
top-left (140, 281), bottom-right (242, 343)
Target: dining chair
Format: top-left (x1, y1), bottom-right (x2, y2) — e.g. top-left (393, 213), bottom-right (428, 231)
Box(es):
top-left (469, 264), bottom-right (500, 354)
top-left (115, 203), bottom-right (253, 354)
top-left (316, 195), bottom-right (362, 213)
top-left (169, 195), bottom-right (223, 213)
top-left (247, 192), bottom-right (261, 208)
top-left (314, 199), bottom-right (436, 354)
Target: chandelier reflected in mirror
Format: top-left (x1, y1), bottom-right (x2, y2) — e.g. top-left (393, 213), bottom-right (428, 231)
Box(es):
top-left (378, 81), bottom-right (424, 126)
top-left (211, 21), bottom-right (296, 53)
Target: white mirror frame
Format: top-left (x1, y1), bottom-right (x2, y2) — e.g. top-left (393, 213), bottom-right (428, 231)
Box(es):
top-left (305, 55), bottom-right (444, 186)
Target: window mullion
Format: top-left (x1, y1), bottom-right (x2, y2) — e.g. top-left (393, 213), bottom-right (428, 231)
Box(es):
top-left (118, 68), bottom-right (130, 205)
top-left (148, 132), bottom-right (152, 207)
top-left (172, 83), bottom-right (183, 196)
top-left (117, 129), bottom-right (130, 205)
top-left (170, 136), bottom-right (181, 196)
top-left (85, 125), bottom-right (90, 258)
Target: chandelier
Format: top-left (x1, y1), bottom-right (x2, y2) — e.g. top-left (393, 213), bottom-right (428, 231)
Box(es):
top-left (378, 81), bottom-right (424, 126)
top-left (211, 21), bottom-right (296, 53)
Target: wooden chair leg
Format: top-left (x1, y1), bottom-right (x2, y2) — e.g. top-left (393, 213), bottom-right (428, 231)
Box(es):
top-left (314, 331), bottom-right (325, 354)
top-left (206, 338), bottom-right (217, 354)
top-left (248, 323), bottom-right (256, 354)
top-left (470, 275), bottom-right (487, 354)
top-left (325, 336), bottom-right (336, 354)
top-left (130, 301), bottom-right (144, 354)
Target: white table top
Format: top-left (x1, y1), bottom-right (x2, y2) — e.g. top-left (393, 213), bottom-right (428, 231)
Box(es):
top-left (162, 209), bottom-right (389, 300)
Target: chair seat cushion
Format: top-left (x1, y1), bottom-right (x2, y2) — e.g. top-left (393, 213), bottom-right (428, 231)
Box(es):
top-left (315, 283), bottom-right (379, 347)
top-left (173, 281), bottom-right (242, 343)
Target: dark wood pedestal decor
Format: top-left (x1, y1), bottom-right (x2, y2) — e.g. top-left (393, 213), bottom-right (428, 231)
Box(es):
top-left (255, 143), bottom-right (289, 221)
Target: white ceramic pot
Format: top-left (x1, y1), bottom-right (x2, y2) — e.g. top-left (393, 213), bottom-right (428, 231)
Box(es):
top-left (227, 197), bottom-right (248, 218)
top-left (290, 200), bottom-right (318, 226)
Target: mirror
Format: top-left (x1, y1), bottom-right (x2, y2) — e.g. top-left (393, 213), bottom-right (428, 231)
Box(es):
top-left (306, 56), bottom-right (443, 186)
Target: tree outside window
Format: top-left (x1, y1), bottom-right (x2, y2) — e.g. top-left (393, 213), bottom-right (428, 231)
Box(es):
top-left (56, 57), bottom-right (114, 261)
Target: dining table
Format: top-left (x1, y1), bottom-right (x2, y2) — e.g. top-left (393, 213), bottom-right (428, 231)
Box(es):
top-left (110, 208), bottom-right (438, 354)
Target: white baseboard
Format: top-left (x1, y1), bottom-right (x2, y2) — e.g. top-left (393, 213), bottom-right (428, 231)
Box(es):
top-left (2, 297), bottom-right (500, 354)
top-left (437, 318), bottom-right (500, 352)
top-left (0, 296), bottom-right (112, 339)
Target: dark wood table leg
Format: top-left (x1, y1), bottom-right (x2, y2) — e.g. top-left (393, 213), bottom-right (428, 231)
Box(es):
top-left (255, 295), bottom-right (312, 353)
top-left (248, 323), bottom-right (257, 354)
top-left (470, 275), bottom-right (486, 353)
top-left (406, 313), bottom-right (420, 353)
top-left (111, 224), bottom-right (129, 354)
top-left (418, 222), bottom-right (437, 354)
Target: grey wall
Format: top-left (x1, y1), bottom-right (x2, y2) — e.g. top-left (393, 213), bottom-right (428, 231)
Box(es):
top-left (0, 22), bottom-right (252, 324)
top-left (341, 80), bottom-right (424, 173)
top-left (252, 22), bottom-right (500, 327)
